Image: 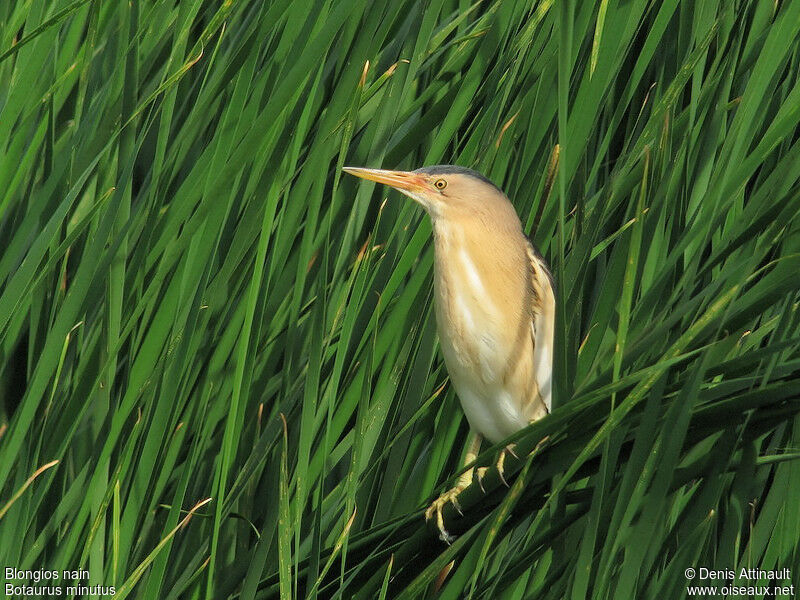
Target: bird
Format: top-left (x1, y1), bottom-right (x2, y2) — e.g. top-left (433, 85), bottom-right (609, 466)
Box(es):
top-left (342, 165), bottom-right (555, 542)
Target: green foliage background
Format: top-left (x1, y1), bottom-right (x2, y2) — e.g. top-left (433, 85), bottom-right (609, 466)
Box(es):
top-left (1, 0), bottom-right (799, 598)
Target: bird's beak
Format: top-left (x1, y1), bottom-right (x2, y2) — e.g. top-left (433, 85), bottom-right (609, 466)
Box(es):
top-left (342, 167), bottom-right (428, 195)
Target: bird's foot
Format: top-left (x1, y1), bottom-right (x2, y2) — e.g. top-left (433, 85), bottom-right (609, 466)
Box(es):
top-left (425, 484), bottom-right (467, 543)
top-left (475, 444), bottom-right (518, 491)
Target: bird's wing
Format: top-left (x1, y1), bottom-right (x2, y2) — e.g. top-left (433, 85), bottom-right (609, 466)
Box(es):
top-left (525, 238), bottom-right (555, 413)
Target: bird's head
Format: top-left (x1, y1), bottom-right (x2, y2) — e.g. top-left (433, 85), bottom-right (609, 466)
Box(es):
top-left (343, 165), bottom-right (515, 224)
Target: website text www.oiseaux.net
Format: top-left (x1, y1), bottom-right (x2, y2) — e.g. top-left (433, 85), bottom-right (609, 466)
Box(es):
top-left (684, 567), bottom-right (794, 597)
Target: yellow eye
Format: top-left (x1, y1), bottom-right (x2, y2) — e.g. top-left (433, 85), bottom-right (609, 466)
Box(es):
top-left (434, 179), bottom-right (447, 190)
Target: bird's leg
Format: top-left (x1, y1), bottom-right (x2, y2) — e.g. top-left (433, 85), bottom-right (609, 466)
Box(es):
top-left (425, 430), bottom-right (482, 543)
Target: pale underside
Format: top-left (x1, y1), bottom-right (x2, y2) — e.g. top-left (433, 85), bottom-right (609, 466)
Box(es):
top-left (433, 219), bottom-right (554, 445)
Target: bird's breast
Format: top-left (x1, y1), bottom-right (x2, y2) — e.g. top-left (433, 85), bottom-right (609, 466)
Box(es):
top-left (431, 222), bottom-right (542, 442)
top-left (433, 246), bottom-right (503, 378)
top-left (432, 226), bottom-right (529, 372)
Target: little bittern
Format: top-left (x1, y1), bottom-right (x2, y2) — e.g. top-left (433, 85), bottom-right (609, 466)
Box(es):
top-left (343, 165), bottom-right (555, 542)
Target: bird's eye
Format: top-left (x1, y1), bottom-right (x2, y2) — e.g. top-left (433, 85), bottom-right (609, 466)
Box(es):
top-left (434, 179), bottom-right (447, 190)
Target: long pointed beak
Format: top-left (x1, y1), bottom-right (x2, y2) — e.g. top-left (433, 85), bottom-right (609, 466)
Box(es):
top-left (342, 167), bottom-right (428, 194)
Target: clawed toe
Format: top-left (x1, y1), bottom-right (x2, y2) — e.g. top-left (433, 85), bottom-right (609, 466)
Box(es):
top-left (496, 445), bottom-right (514, 487)
top-left (474, 447), bottom-right (515, 489)
top-left (425, 487), bottom-right (466, 543)
top-left (476, 467), bottom-right (489, 493)
top-left (497, 463), bottom-right (509, 487)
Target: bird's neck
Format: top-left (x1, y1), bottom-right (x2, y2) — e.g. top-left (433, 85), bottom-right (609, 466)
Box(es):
top-left (432, 215), bottom-right (524, 267)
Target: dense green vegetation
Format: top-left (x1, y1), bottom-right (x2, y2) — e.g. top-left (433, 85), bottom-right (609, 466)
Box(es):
top-left (1, 0), bottom-right (799, 598)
